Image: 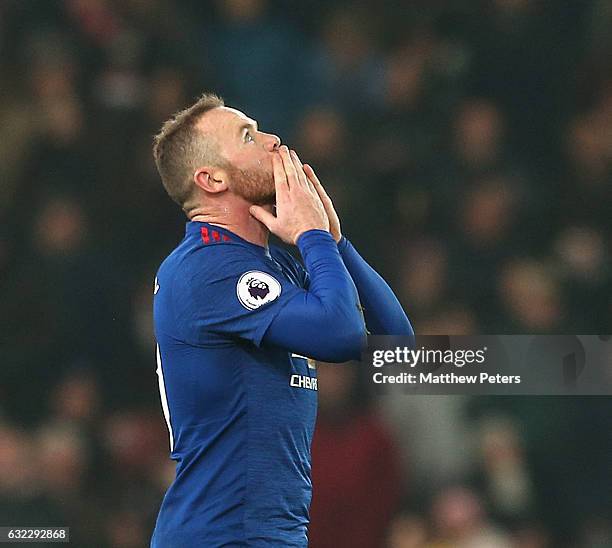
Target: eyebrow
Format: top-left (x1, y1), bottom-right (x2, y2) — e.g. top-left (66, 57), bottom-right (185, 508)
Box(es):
top-left (238, 120), bottom-right (258, 136)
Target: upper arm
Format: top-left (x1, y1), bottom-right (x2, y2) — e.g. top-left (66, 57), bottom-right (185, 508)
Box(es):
top-left (261, 243), bottom-right (366, 362)
top-left (173, 245), bottom-right (305, 346)
top-left (172, 240), bottom-right (366, 361)
top-left (262, 291), bottom-right (366, 362)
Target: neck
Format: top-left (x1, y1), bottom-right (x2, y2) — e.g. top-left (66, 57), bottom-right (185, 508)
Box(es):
top-left (189, 198), bottom-right (272, 248)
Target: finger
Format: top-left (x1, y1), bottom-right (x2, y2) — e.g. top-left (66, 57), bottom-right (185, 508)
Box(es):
top-left (290, 150), bottom-right (316, 195)
top-left (279, 145), bottom-right (299, 189)
top-left (272, 153), bottom-right (289, 204)
top-left (303, 163), bottom-right (322, 190)
top-left (249, 205), bottom-right (277, 230)
top-left (304, 163), bottom-right (332, 204)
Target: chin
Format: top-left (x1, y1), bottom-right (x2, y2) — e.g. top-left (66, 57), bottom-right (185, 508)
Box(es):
top-left (231, 166), bottom-right (275, 205)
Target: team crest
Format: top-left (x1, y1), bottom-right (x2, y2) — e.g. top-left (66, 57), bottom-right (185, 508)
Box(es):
top-left (237, 271), bottom-right (281, 310)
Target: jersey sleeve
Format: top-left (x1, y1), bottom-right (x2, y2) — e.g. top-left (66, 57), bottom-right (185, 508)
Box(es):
top-left (337, 237), bottom-right (414, 337)
top-left (172, 244), bottom-right (304, 347)
top-left (261, 230), bottom-right (366, 362)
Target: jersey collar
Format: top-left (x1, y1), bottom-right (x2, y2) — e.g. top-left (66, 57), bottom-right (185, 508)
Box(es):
top-left (186, 221), bottom-right (270, 255)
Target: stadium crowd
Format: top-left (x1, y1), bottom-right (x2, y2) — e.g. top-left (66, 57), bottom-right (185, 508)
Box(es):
top-left (0, 1), bottom-right (611, 546)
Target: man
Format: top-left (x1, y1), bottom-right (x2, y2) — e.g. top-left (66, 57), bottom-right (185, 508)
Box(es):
top-left (151, 93), bottom-right (413, 547)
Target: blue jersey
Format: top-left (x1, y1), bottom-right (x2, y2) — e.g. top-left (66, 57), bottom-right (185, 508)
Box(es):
top-left (151, 222), bottom-right (318, 547)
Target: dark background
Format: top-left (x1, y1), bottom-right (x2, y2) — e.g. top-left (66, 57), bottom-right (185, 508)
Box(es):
top-left (0, 1), bottom-right (610, 546)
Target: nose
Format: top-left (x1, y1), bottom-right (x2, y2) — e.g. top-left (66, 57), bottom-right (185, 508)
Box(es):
top-left (264, 133), bottom-right (281, 152)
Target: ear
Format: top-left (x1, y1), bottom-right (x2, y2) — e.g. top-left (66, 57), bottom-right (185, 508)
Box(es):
top-left (194, 167), bottom-right (228, 194)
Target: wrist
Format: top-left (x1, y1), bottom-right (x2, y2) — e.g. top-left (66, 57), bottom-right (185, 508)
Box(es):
top-left (296, 229), bottom-right (336, 248)
top-left (293, 224), bottom-right (329, 245)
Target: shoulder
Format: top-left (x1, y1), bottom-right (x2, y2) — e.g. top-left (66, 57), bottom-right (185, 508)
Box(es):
top-left (180, 240), bottom-right (264, 278)
top-left (175, 241), bottom-right (291, 304)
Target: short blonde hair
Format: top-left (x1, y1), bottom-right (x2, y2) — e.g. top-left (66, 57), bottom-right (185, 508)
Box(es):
top-left (153, 93), bottom-right (225, 212)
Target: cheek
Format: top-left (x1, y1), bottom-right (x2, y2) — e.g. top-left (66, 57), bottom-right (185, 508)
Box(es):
top-left (232, 149), bottom-right (273, 180)
top-left (237, 149), bottom-right (266, 170)
top-left (251, 150), bottom-right (269, 169)
top-left (261, 154), bottom-right (274, 175)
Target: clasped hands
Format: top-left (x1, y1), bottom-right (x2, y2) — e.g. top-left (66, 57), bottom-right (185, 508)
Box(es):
top-left (249, 145), bottom-right (342, 245)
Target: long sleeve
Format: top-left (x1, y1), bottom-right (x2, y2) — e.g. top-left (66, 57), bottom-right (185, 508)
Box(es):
top-left (337, 236), bottom-right (414, 337)
top-left (262, 230), bottom-right (367, 362)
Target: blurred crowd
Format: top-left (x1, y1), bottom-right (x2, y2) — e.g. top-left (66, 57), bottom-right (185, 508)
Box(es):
top-left (0, 1), bottom-right (611, 547)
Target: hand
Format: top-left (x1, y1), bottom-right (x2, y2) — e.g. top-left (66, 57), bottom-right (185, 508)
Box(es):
top-left (249, 146), bottom-right (329, 245)
top-left (301, 161), bottom-right (342, 243)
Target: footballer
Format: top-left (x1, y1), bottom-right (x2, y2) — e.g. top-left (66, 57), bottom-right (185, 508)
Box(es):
top-left (150, 93), bottom-right (413, 547)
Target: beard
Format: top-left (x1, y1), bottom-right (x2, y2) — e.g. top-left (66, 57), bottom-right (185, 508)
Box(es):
top-left (228, 164), bottom-right (275, 205)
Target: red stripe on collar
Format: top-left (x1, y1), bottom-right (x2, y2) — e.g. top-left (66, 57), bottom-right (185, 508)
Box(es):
top-left (201, 226), bottom-right (231, 245)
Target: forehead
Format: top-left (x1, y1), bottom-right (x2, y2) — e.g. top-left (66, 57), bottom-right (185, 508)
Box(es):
top-left (196, 106), bottom-right (256, 136)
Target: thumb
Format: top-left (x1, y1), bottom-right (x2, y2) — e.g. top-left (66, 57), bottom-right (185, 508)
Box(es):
top-left (249, 205), bottom-right (276, 229)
